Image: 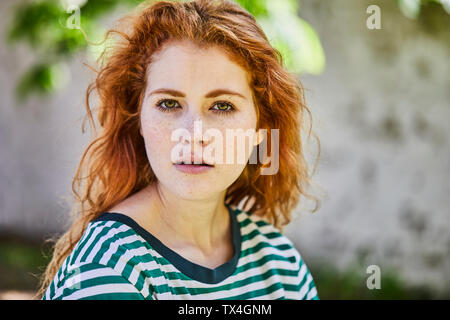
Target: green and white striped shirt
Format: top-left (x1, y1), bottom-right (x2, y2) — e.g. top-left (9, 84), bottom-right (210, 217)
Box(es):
top-left (42, 204), bottom-right (319, 300)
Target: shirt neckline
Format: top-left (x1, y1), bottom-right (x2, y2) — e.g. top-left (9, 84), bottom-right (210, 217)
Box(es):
top-left (92, 202), bottom-right (242, 284)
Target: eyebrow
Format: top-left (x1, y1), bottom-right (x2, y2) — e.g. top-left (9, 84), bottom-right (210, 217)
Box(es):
top-left (147, 88), bottom-right (246, 100)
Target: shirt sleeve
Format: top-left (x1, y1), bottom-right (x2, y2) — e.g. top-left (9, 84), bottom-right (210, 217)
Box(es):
top-left (298, 258), bottom-right (319, 300)
top-left (42, 262), bottom-right (147, 300)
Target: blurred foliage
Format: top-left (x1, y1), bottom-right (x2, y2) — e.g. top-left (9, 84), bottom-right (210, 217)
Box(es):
top-left (6, 0), bottom-right (326, 100)
top-left (397, 0), bottom-right (450, 19)
top-left (311, 262), bottom-right (447, 300)
top-left (6, 0), bottom-right (450, 99)
top-left (0, 239), bottom-right (53, 291)
top-left (16, 63), bottom-right (69, 99)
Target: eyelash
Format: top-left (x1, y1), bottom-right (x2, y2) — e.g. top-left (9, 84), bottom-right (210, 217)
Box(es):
top-left (155, 98), bottom-right (236, 116)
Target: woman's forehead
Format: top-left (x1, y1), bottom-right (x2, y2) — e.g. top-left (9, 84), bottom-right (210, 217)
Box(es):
top-left (146, 41), bottom-right (252, 96)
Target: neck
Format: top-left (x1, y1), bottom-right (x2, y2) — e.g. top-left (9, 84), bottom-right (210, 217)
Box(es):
top-left (143, 182), bottom-right (230, 253)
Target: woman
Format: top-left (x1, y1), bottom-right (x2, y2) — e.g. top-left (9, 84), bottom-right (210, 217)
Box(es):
top-left (38, 0), bottom-right (321, 300)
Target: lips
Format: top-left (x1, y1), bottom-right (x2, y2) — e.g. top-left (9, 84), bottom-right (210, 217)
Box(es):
top-left (174, 163), bottom-right (213, 174)
top-left (174, 154), bottom-right (214, 167)
top-left (175, 160), bottom-right (213, 166)
top-left (173, 156), bottom-right (214, 174)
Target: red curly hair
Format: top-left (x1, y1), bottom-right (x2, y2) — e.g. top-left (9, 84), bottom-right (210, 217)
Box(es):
top-left (36, 0), bottom-right (320, 298)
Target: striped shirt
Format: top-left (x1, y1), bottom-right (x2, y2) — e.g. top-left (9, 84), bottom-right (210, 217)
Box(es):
top-left (42, 204), bottom-right (319, 300)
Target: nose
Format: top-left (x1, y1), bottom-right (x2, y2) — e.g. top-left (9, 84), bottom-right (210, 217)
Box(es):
top-left (180, 111), bottom-right (211, 147)
top-left (180, 128), bottom-right (210, 146)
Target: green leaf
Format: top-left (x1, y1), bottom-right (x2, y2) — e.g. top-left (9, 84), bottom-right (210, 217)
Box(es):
top-left (7, 0), bottom-right (327, 98)
top-left (16, 63), bottom-right (69, 100)
top-left (257, 6), bottom-right (325, 74)
top-left (235, 0), bottom-right (270, 17)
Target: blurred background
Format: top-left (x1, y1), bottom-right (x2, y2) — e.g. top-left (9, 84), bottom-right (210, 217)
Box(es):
top-left (0, 0), bottom-right (449, 300)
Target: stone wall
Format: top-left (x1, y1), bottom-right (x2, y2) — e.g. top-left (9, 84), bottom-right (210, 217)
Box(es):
top-left (285, 0), bottom-right (450, 294)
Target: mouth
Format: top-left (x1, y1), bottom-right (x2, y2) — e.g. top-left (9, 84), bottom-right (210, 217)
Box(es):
top-left (173, 161), bottom-right (214, 174)
top-left (174, 161), bottom-right (214, 167)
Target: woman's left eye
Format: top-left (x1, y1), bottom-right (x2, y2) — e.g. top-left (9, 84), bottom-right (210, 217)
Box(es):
top-left (211, 101), bottom-right (235, 114)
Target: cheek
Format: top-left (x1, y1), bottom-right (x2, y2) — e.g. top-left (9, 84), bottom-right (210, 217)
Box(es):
top-left (219, 115), bottom-right (257, 162)
top-left (140, 117), bottom-right (173, 163)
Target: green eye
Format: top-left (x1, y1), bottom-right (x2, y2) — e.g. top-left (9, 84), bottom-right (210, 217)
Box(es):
top-left (163, 100), bottom-right (177, 108)
top-left (216, 103), bottom-right (229, 110)
top-left (155, 99), bottom-right (180, 112)
top-left (212, 101), bottom-right (235, 113)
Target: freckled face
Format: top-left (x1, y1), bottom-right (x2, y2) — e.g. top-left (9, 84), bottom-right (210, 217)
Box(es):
top-left (139, 40), bottom-right (259, 200)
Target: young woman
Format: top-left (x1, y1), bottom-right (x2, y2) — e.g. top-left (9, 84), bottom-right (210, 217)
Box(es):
top-left (38, 0), bottom-right (321, 300)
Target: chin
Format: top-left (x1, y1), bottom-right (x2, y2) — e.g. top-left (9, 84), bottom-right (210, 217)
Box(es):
top-left (174, 188), bottom-right (223, 201)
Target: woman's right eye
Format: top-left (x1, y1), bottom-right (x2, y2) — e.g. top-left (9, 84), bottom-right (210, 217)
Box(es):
top-left (155, 99), bottom-right (181, 112)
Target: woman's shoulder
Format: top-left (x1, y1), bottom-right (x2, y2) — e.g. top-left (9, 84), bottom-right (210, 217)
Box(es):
top-left (232, 205), bottom-right (294, 245)
top-left (233, 205), bottom-right (302, 260)
top-left (233, 206), bottom-right (319, 299)
top-left (42, 217), bottom-right (156, 300)
top-left (72, 216), bottom-right (150, 265)
top-left (42, 259), bottom-right (146, 300)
